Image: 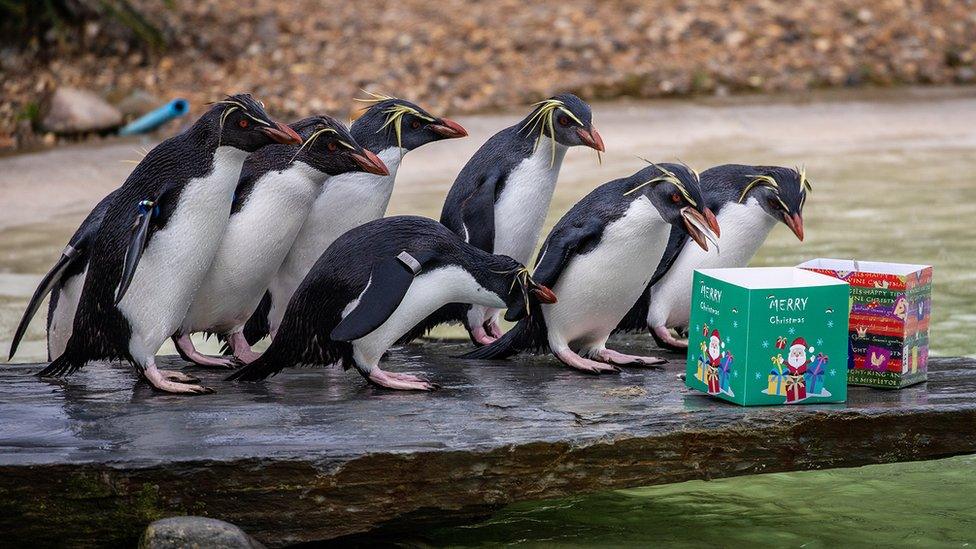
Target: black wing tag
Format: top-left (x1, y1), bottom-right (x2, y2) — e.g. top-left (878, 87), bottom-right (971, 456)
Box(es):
top-left (115, 199), bottom-right (158, 304)
top-left (330, 251), bottom-right (429, 342)
top-left (8, 245), bottom-right (80, 359)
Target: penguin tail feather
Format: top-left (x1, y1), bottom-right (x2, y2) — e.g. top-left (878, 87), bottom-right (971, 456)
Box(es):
top-left (459, 321), bottom-right (528, 360)
top-left (226, 353), bottom-right (280, 381)
top-left (242, 292), bottom-right (272, 346)
top-left (37, 352), bottom-right (84, 378)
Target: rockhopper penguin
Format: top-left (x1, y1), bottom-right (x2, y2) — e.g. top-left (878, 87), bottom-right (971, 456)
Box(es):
top-left (227, 216), bottom-right (557, 391)
top-left (8, 187), bottom-right (119, 361)
top-left (173, 115), bottom-right (389, 368)
top-left (462, 162), bottom-right (720, 373)
top-left (248, 94), bottom-right (467, 343)
top-left (616, 164), bottom-right (810, 350)
top-left (38, 94), bottom-right (301, 394)
top-left (429, 93), bottom-right (604, 346)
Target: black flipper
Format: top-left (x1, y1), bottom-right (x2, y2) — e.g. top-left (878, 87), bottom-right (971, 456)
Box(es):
top-left (505, 216), bottom-right (605, 321)
top-left (331, 250), bottom-right (435, 342)
top-left (459, 171), bottom-right (501, 252)
top-left (8, 247), bottom-right (79, 360)
top-left (115, 199), bottom-right (159, 304)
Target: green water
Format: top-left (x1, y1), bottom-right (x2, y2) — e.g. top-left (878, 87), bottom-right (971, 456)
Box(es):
top-left (427, 455), bottom-right (976, 547)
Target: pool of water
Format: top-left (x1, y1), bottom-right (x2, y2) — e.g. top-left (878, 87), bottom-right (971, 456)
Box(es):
top-left (1, 87), bottom-right (974, 545)
top-left (425, 455), bottom-right (976, 547)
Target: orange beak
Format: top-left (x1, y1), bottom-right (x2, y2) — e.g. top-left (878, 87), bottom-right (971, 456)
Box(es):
top-left (429, 117), bottom-right (468, 138)
top-left (351, 149), bottom-right (390, 176)
top-left (260, 121), bottom-right (303, 145)
top-left (783, 212), bottom-right (804, 241)
top-left (704, 208), bottom-right (720, 238)
top-left (576, 127), bottom-right (605, 152)
top-left (531, 284), bottom-right (558, 304)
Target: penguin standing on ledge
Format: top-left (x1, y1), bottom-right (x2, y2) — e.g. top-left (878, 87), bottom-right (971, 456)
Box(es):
top-left (424, 93), bottom-right (604, 346)
top-left (8, 187), bottom-right (118, 361)
top-left (616, 164), bottom-right (810, 350)
top-left (173, 115), bottom-right (389, 368)
top-left (250, 94), bottom-right (468, 343)
top-left (39, 94), bottom-right (301, 394)
top-left (228, 216), bottom-right (556, 391)
top-left (462, 163), bottom-right (719, 373)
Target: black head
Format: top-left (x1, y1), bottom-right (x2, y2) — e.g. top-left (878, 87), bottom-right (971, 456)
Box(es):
top-left (290, 115), bottom-right (389, 176)
top-left (519, 92), bottom-right (604, 152)
top-left (352, 94), bottom-right (467, 152)
top-left (733, 165), bottom-right (811, 241)
top-left (208, 93), bottom-right (302, 152)
top-left (626, 161), bottom-right (721, 251)
top-left (474, 254), bottom-right (557, 322)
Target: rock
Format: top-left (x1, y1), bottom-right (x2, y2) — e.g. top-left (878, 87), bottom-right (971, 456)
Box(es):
top-left (116, 90), bottom-right (164, 119)
top-left (140, 517), bottom-right (265, 549)
top-left (40, 87), bottom-right (122, 134)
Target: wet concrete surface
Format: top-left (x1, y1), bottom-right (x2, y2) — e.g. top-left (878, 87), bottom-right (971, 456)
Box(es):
top-left (1, 339), bottom-right (974, 546)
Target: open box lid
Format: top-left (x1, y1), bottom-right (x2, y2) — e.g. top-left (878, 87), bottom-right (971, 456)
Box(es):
top-left (797, 258), bottom-right (931, 276)
top-left (697, 267), bottom-right (849, 289)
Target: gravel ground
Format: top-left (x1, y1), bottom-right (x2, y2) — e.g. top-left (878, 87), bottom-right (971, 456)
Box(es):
top-left (1, 0), bottom-right (975, 148)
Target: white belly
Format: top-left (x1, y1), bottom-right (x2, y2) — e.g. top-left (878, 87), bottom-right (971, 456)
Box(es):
top-left (350, 266), bottom-right (505, 368)
top-left (492, 137), bottom-right (566, 264)
top-left (270, 148), bottom-right (402, 332)
top-left (183, 162), bottom-right (323, 334)
top-left (48, 266), bottom-right (87, 359)
top-left (648, 199), bottom-right (777, 327)
top-left (543, 197), bottom-right (669, 351)
top-left (118, 146), bottom-right (246, 354)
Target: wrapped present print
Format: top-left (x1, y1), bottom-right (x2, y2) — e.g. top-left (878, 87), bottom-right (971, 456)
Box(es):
top-left (785, 373), bottom-right (807, 403)
top-left (685, 267), bottom-right (848, 406)
top-left (766, 355), bottom-right (787, 396)
top-left (719, 353), bottom-right (734, 393)
top-left (705, 365), bottom-right (720, 394)
top-left (805, 353), bottom-right (828, 396)
top-left (798, 259), bottom-right (931, 389)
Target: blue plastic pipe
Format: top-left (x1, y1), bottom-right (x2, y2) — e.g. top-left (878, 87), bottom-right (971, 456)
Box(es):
top-left (118, 98), bottom-right (190, 136)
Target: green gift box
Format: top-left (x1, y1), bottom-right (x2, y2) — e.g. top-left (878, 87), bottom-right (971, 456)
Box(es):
top-left (685, 267), bottom-right (850, 406)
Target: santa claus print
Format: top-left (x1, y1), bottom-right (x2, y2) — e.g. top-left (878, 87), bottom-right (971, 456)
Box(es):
top-left (785, 337), bottom-right (812, 403)
top-left (705, 329), bottom-right (723, 394)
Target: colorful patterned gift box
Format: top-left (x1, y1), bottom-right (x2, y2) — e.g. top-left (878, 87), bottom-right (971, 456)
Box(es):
top-left (685, 267), bottom-right (849, 406)
top-left (797, 259), bottom-right (932, 389)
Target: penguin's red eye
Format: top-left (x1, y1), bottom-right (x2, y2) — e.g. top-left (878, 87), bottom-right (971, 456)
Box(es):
top-left (768, 198), bottom-right (781, 210)
top-left (238, 118), bottom-right (248, 129)
top-left (671, 193), bottom-right (682, 203)
top-left (411, 120), bottom-right (421, 129)
top-left (558, 115), bottom-right (570, 126)
top-left (327, 141), bottom-right (338, 152)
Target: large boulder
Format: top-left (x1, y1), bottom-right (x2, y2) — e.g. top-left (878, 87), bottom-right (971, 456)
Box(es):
top-left (139, 516), bottom-right (265, 549)
top-left (40, 87), bottom-right (123, 134)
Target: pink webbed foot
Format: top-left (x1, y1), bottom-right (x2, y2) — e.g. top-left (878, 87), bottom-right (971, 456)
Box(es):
top-left (471, 324), bottom-right (498, 346)
top-left (143, 365), bottom-right (214, 395)
top-left (229, 332), bottom-right (262, 364)
top-left (555, 349), bottom-right (621, 374)
top-left (173, 334), bottom-right (240, 369)
top-left (596, 348), bottom-right (667, 367)
top-left (158, 369), bottom-right (200, 384)
top-left (485, 317), bottom-right (504, 339)
top-left (652, 326), bottom-right (688, 349)
top-left (368, 367), bottom-right (439, 391)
